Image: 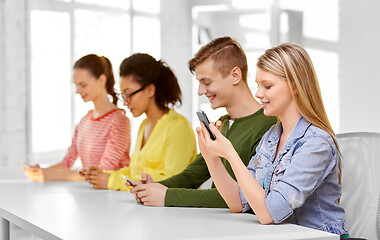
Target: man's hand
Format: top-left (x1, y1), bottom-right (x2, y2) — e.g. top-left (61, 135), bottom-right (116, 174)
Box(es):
top-left (82, 166), bottom-right (110, 189)
top-left (125, 173), bottom-right (155, 187)
top-left (140, 173), bottom-right (155, 184)
top-left (130, 183), bottom-right (168, 207)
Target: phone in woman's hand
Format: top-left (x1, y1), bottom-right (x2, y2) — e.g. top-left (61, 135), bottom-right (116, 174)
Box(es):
top-left (197, 110), bottom-right (216, 140)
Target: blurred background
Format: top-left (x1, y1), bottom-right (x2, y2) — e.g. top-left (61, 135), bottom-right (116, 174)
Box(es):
top-left (1, 0), bottom-right (379, 168)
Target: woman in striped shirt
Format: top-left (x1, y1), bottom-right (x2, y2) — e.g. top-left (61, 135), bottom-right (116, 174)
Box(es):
top-left (24, 54), bottom-right (130, 181)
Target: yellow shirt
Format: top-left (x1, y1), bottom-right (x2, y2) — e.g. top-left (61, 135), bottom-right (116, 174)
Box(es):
top-left (105, 109), bottom-right (197, 191)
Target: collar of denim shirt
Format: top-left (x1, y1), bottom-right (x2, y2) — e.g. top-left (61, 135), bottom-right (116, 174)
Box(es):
top-left (267, 116), bottom-right (312, 151)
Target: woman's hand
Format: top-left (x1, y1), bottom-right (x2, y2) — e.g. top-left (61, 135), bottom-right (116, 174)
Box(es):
top-left (196, 121), bottom-right (235, 163)
top-left (82, 166), bottom-right (109, 189)
top-left (24, 165), bottom-right (53, 182)
top-left (24, 163), bottom-right (84, 181)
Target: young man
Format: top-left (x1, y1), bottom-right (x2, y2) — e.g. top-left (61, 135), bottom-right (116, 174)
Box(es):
top-left (130, 36), bottom-right (277, 208)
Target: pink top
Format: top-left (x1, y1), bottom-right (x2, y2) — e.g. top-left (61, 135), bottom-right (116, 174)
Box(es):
top-left (62, 109), bottom-right (130, 170)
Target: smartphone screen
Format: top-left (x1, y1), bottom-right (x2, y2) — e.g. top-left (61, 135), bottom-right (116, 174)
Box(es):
top-left (122, 176), bottom-right (137, 187)
top-left (196, 110), bottom-right (217, 140)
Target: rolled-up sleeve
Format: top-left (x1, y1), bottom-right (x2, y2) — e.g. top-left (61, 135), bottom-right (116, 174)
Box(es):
top-left (265, 189), bottom-right (293, 223)
top-left (265, 137), bottom-right (336, 223)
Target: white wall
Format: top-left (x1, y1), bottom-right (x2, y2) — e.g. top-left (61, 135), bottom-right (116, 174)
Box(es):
top-left (160, 0), bottom-right (193, 121)
top-left (0, 0), bottom-right (28, 166)
top-left (339, 0), bottom-right (380, 133)
top-left (0, 0), bottom-right (3, 165)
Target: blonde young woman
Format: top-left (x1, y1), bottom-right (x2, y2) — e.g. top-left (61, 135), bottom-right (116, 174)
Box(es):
top-left (197, 44), bottom-right (351, 238)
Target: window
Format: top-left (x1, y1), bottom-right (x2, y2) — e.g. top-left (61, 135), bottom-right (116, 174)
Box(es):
top-left (73, 9), bottom-right (131, 124)
top-left (191, 2), bottom-right (271, 125)
top-left (30, 10), bottom-right (71, 155)
top-left (192, 0), bottom-right (340, 132)
top-left (280, 0), bottom-right (340, 131)
top-left (29, 0), bottom-right (160, 165)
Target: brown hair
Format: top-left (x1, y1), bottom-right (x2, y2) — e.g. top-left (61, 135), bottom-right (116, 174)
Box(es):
top-left (188, 36), bottom-right (248, 81)
top-left (119, 53), bottom-right (182, 111)
top-left (74, 54), bottom-right (118, 105)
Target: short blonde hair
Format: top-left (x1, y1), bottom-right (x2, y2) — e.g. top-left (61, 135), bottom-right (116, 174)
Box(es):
top-left (257, 43), bottom-right (341, 182)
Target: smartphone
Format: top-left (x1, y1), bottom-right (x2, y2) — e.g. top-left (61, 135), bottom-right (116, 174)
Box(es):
top-left (196, 110), bottom-right (216, 141)
top-left (23, 163), bottom-right (37, 170)
top-left (122, 175), bottom-right (137, 187)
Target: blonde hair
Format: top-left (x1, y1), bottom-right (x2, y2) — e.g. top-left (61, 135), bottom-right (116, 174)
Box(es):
top-left (257, 43), bottom-right (341, 183)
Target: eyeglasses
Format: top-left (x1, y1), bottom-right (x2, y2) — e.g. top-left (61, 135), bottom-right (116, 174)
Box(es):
top-left (119, 86), bottom-right (145, 103)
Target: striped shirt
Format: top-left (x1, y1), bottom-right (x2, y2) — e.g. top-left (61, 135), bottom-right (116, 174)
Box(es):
top-left (62, 108), bottom-right (130, 170)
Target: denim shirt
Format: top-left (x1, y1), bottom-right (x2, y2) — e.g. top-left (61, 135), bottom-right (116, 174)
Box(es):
top-left (239, 116), bottom-right (348, 235)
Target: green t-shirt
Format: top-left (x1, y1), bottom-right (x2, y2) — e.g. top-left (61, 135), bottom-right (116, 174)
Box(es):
top-left (160, 108), bottom-right (277, 208)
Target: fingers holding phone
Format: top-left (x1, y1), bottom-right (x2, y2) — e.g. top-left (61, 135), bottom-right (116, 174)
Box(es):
top-left (23, 164), bottom-right (41, 171)
top-left (123, 175), bottom-right (137, 187)
top-left (196, 111), bottom-right (235, 161)
top-left (196, 110), bottom-right (216, 140)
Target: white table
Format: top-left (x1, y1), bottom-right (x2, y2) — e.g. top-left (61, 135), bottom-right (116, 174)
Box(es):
top-left (0, 175), bottom-right (339, 240)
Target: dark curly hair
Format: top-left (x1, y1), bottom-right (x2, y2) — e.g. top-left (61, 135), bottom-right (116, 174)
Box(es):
top-left (119, 53), bottom-right (182, 111)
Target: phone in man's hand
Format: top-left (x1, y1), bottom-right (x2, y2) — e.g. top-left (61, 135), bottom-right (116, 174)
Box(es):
top-left (122, 175), bottom-right (137, 187)
top-left (196, 110), bottom-right (216, 141)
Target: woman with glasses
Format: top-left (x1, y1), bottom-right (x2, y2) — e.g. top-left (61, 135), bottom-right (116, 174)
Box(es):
top-left (24, 54), bottom-right (130, 181)
top-left (82, 53), bottom-right (197, 190)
